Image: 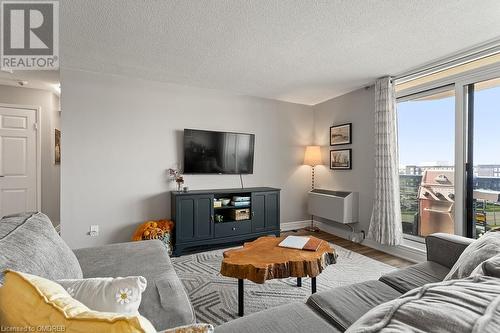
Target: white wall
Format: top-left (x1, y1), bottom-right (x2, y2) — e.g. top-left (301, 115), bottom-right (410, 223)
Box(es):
top-left (313, 86), bottom-right (375, 235)
top-left (60, 69), bottom-right (314, 249)
top-left (0, 85), bottom-right (60, 224)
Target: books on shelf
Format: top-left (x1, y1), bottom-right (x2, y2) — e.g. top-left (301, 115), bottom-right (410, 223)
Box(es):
top-left (231, 201), bottom-right (250, 207)
top-left (278, 236), bottom-right (323, 251)
top-left (233, 196), bottom-right (251, 202)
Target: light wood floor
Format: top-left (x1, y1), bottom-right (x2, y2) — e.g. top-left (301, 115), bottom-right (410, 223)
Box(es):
top-left (282, 229), bottom-right (414, 268)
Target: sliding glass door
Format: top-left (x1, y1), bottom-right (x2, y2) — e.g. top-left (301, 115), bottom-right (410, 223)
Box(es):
top-left (467, 77), bottom-right (500, 238)
top-left (397, 86), bottom-right (456, 240)
top-left (396, 62), bottom-right (500, 241)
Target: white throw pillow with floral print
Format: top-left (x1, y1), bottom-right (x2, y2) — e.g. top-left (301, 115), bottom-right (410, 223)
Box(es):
top-left (57, 276), bottom-right (147, 315)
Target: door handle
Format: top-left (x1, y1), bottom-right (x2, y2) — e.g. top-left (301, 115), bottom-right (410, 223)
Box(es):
top-left (0, 175), bottom-right (4, 177)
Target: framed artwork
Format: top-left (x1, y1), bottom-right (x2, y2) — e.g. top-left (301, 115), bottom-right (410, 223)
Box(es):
top-left (330, 149), bottom-right (352, 170)
top-left (55, 129), bottom-right (61, 164)
top-left (330, 123), bottom-right (352, 145)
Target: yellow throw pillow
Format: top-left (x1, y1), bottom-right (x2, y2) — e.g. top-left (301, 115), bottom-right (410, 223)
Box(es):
top-left (0, 270), bottom-right (156, 333)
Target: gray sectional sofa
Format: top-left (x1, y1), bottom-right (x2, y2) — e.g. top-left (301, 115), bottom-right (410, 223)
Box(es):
top-left (0, 212), bottom-right (195, 332)
top-left (2, 212), bottom-right (487, 332)
top-left (215, 233), bottom-right (475, 332)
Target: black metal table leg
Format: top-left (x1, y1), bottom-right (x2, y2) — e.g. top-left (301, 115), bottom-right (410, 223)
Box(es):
top-left (311, 276), bottom-right (317, 294)
top-left (297, 277), bottom-right (302, 287)
top-left (238, 279), bottom-right (244, 316)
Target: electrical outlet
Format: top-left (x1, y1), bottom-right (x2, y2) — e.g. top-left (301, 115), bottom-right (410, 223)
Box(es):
top-left (89, 225), bottom-right (99, 237)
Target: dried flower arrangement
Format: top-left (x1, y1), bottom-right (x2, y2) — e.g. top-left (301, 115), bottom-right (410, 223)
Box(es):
top-left (168, 168), bottom-right (184, 191)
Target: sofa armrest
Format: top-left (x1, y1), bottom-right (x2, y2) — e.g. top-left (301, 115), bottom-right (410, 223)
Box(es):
top-left (425, 233), bottom-right (474, 268)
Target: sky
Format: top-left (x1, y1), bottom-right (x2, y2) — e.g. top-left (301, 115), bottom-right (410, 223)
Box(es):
top-left (398, 84), bottom-right (500, 167)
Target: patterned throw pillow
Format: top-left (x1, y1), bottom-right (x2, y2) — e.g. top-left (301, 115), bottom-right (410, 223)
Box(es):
top-left (57, 276), bottom-right (147, 315)
top-left (161, 323), bottom-right (214, 333)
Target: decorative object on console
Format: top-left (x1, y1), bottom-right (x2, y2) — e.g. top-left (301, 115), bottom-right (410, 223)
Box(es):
top-left (57, 276), bottom-right (147, 315)
top-left (304, 146), bottom-right (322, 232)
top-left (168, 167), bottom-right (185, 191)
top-left (230, 208), bottom-right (250, 221)
top-left (330, 123), bottom-right (352, 145)
top-left (132, 220), bottom-right (174, 255)
top-left (330, 149), bottom-right (352, 170)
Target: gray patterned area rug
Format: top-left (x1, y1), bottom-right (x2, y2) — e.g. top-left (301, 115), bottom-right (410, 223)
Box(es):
top-left (171, 243), bottom-right (395, 326)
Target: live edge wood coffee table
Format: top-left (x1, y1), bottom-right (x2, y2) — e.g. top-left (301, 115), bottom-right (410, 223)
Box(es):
top-left (220, 236), bottom-right (337, 316)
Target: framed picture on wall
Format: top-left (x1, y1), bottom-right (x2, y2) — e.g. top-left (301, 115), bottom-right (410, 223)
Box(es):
top-left (330, 123), bottom-right (352, 145)
top-left (330, 149), bottom-right (351, 170)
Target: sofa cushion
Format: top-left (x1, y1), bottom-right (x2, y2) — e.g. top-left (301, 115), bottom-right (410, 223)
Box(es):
top-left (346, 275), bottom-right (500, 333)
top-left (472, 253), bottom-right (500, 278)
top-left (74, 240), bottom-right (195, 331)
top-left (444, 230), bottom-right (500, 280)
top-left (306, 280), bottom-right (402, 331)
top-left (215, 302), bottom-right (339, 333)
top-left (0, 212), bottom-right (83, 284)
top-left (379, 261), bottom-right (449, 293)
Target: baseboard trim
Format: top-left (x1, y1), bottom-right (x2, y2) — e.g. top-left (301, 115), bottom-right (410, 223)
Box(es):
top-left (314, 220), bottom-right (425, 263)
top-left (280, 220), bottom-right (311, 231)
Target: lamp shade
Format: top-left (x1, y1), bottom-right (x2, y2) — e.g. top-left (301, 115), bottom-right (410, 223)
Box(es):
top-left (304, 146), bottom-right (322, 166)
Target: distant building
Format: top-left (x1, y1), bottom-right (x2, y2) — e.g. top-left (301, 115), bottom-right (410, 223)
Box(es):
top-left (404, 165), bottom-right (454, 176)
top-left (475, 165), bottom-right (500, 177)
top-left (474, 177), bottom-right (500, 191)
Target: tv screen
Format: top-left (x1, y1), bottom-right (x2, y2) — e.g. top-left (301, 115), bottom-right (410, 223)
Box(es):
top-left (183, 129), bottom-right (255, 174)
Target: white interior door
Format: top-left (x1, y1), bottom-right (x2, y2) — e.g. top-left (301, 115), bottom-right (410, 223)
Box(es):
top-left (0, 105), bottom-right (40, 217)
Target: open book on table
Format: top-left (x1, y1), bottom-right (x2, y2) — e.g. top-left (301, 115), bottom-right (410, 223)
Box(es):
top-left (278, 236), bottom-right (323, 251)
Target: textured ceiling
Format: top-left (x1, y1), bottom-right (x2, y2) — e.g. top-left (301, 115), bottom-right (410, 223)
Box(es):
top-left (61, 0), bottom-right (500, 105)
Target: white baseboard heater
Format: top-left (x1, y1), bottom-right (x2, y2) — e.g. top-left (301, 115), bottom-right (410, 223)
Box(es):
top-left (308, 189), bottom-right (359, 224)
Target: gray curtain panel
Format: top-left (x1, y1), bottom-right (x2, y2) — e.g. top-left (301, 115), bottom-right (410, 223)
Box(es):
top-left (367, 77), bottom-right (403, 246)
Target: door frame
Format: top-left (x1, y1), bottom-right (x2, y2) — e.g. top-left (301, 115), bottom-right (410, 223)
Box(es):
top-left (0, 103), bottom-right (42, 212)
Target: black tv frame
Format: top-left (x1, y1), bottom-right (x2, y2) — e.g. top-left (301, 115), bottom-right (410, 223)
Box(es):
top-left (183, 128), bottom-right (255, 175)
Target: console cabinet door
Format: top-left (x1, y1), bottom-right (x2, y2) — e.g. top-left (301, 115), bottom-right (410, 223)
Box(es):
top-left (251, 192), bottom-right (266, 232)
top-left (176, 194), bottom-right (214, 242)
top-left (264, 191), bottom-right (280, 230)
top-left (251, 191), bottom-right (280, 232)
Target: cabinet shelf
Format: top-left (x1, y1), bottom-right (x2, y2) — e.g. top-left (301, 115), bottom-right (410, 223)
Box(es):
top-left (215, 219), bottom-right (251, 224)
top-left (214, 205), bottom-right (251, 210)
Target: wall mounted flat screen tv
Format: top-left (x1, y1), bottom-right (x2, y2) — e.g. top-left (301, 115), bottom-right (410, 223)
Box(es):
top-left (183, 129), bottom-right (255, 174)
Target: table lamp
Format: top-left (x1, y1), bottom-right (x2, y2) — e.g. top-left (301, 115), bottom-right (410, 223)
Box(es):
top-left (304, 146), bottom-right (322, 189)
top-left (304, 146), bottom-right (322, 232)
